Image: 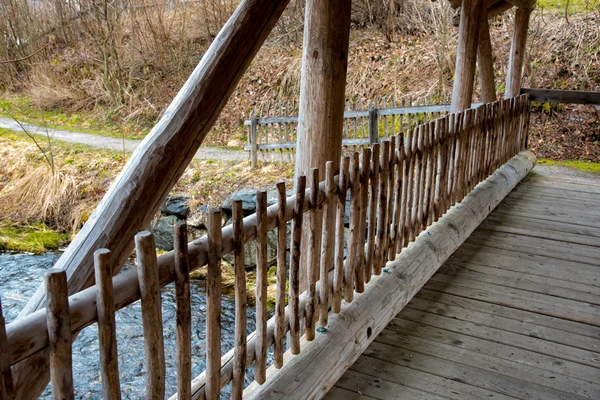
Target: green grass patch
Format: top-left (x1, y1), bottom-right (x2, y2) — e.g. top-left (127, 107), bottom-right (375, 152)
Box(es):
top-left (537, 0), bottom-right (598, 14)
top-left (0, 223), bottom-right (70, 253)
top-left (538, 158), bottom-right (600, 174)
top-left (0, 97), bottom-right (147, 140)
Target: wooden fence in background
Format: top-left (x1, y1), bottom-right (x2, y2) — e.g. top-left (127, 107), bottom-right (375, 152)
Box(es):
top-left (1, 95), bottom-right (529, 400)
top-left (244, 94), bottom-right (470, 166)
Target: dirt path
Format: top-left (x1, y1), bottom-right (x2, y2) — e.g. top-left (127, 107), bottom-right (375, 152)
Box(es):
top-left (0, 117), bottom-right (249, 162)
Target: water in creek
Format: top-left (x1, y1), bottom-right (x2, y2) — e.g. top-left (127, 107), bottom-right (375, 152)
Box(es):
top-left (0, 252), bottom-right (261, 399)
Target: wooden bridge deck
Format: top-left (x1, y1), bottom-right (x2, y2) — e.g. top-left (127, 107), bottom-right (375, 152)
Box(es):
top-left (326, 168), bottom-right (600, 400)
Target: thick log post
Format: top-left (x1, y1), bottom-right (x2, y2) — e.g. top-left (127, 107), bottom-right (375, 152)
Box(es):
top-left (451, 0), bottom-right (485, 112)
top-left (506, 6), bottom-right (532, 98)
top-left (477, 16), bottom-right (497, 103)
top-left (294, 0), bottom-right (352, 290)
top-left (11, 0), bottom-right (291, 397)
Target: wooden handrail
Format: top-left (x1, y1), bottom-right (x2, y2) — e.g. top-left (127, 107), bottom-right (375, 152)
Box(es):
top-left (3, 95), bottom-right (531, 399)
top-left (520, 88), bottom-right (600, 105)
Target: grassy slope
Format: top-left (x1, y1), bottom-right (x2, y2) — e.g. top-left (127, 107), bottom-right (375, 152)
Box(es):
top-left (0, 129), bottom-right (294, 251)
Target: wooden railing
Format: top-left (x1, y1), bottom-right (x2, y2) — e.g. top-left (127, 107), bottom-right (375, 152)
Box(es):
top-left (0, 94), bottom-right (530, 399)
top-left (244, 94), bottom-right (469, 166)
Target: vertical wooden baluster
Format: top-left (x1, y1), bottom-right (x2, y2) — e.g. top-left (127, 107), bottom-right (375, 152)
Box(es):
top-left (411, 126), bottom-right (422, 241)
top-left (344, 153), bottom-right (360, 300)
top-left (94, 249), bottom-right (122, 400)
top-left (205, 210), bottom-right (222, 398)
top-left (352, 101), bottom-right (358, 142)
top-left (135, 232), bottom-right (165, 400)
top-left (400, 98), bottom-right (405, 135)
top-left (450, 112), bottom-right (462, 206)
top-left (46, 270), bottom-right (74, 400)
top-left (231, 200), bottom-right (247, 397)
top-left (433, 118), bottom-right (444, 222)
top-left (385, 136), bottom-right (396, 261)
top-left (382, 96), bottom-right (388, 138)
top-left (173, 223), bottom-right (192, 400)
top-left (0, 297), bottom-right (13, 400)
top-left (391, 96), bottom-right (396, 137)
top-left (446, 114), bottom-right (456, 212)
top-left (366, 144), bottom-right (380, 280)
top-left (278, 101), bottom-right (284, 161)
top-left (402, 128), bottom-right (415, 248)
top-left (320, 162), bottom-right (336, 326)
top-left (255, 191), bottom-right (268, 382)
top-left (422, 123), bottom-right (434, 227)
top-left (357, 148), bottom-right (371, 285)
top-left (374, 140), bottom-right (389, 275)
top-left (305, 169), bottom-right (320, 341)
top-left (274, 182), bottom-right (287, 368)
top-left (289, 175), bottom-right (306, 353)
top-left (390, 135), bottom-right (404, 258)
top-left (332, 158), bottom-right (349, 313)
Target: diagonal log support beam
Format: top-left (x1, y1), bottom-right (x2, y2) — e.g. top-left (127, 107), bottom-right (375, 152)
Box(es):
top-left (477, 16), bottom-right (497, 103)
top-left (243, 150), bottom-right (537, 399)
top-left (11, 0), bottom-right (290, 397)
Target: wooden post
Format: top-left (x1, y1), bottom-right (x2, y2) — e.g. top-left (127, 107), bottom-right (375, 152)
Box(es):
top-left (451, 0), bottom-right (485, 112)
top-left (136, 232), bottom-right (165, 400)
top-left (45, 270), bottom-right (74, 400)
top-left (0, 298), bottom-right (13, 400)
top-left (250, 114), bottom-right (258, 168)
top-left (506, 7), bottom-right (532, 98)
top-left (206, 210), bottom-right (222, 400)
top-left (477, 16), bottom-right (497, 103)
top-left (231, 200), bottom-right (247, 399)
top-left (255, 192), bottom-right (268, 383)
top-left (94, 249), bottom-right (121, 400)
top-left (368, 106), bottom-right (378, 145)
top-left (12, 1), bottom-right (291, 396)
top-left (173, 223), bottom-right (191, 400)
top-left (294, 0), bottom-right (352, 291)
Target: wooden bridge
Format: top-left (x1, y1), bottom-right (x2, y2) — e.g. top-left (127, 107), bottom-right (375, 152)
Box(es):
top-left (2, 0), bottom-right (599, 399)
top-left (326, 168), bottom-right (600, 400)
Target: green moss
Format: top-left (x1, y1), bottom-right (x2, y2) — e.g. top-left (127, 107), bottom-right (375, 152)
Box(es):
top-left (0, 223), bottom-right (69, 253)
top-left (537, 158), bottom-right (600, 175)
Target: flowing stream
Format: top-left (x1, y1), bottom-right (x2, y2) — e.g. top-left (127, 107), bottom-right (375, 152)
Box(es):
top-left (0, 252), bottom-right (259, 399)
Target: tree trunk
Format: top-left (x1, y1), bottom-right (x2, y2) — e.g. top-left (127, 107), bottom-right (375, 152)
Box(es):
top-left (451, 0), bottom-right (485, 112)
top-left (295, 0), bottom-right (352, 291)
top-left (477, 16), bottom-right (497, 103)
top-left (506, 7), bottom-right (531, 98)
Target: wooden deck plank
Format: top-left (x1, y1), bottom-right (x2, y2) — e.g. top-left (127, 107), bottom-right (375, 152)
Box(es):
top-left (441, 261), bottom-right (600, 299)
top-left (374, 329), bottom-right (600, 399)
top-left (330, 169), bottom-right (600, 399)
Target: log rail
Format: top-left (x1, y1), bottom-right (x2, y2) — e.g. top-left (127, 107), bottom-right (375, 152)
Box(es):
top-left (0, 95), bottom-right (530, 399)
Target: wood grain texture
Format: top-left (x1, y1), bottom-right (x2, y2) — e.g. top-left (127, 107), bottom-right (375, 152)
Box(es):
top-left (94, 249), bottom-right (121, 400)
top-left (319, 162), bottom-right (336, 326)
top-left (12, 1), bottom-right (292, 396)
top-left (506, 7), bottom-right (531, 98)
top-left (135, 232), bottom-right (165, 400)
top-left (274, 183), bottom-right (287, 368)
top-left (332, 158), bottom-right (349, 313)
top-left (477, 16), bottom-right (496, 103)
top-left (451, 0), bottom-right (484, 112)
top-left (520, 88), bottom-right (600, 105)
top-left (206, 210), bottom-right (222, 399)
top-left (45, 270), bottom-right (74, 400)
top-left (231, 200), bottom-right (247, 399)
top-left (174, 223), bottom-right (191, 400)
top-left (255, 191), bottom-right (268, 383)
top-left (289, 176), bottom-right (306, 354)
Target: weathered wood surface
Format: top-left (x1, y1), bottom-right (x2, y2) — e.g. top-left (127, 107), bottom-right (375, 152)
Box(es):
top-left (244, 150), bottom-right (537, 399)
top-left (173, 224), bottom-right (191, 400)
top-left (12, 0), bottom-right (292, 396)
top-left (94, 249), bottom-right (121, 400)
top-left (327, 167), bottom-right (600, 400)
top-left (506, 7), bottom-right (531, 98)
top-left (451, 0), bottom-right (484, 112)
top-left (136, 232), bottom-right (165, 400)
top-left (520, 88), bottom-right (600, 105)
top-left (477, 16), bottom-right (496, 103)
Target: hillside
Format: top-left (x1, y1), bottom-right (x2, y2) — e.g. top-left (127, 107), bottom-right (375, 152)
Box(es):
top-left (0, 1), bottom-right (599, 160)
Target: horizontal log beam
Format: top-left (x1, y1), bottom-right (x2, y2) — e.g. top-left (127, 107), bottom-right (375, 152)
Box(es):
top-left (520, 88), bottom-right (600, 105)
top-left (244, 150), bottom-right (537, 400)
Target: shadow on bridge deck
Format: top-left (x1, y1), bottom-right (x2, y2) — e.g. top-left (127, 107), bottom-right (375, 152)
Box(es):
top-left (326, 167), bottom-right (600, 400)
